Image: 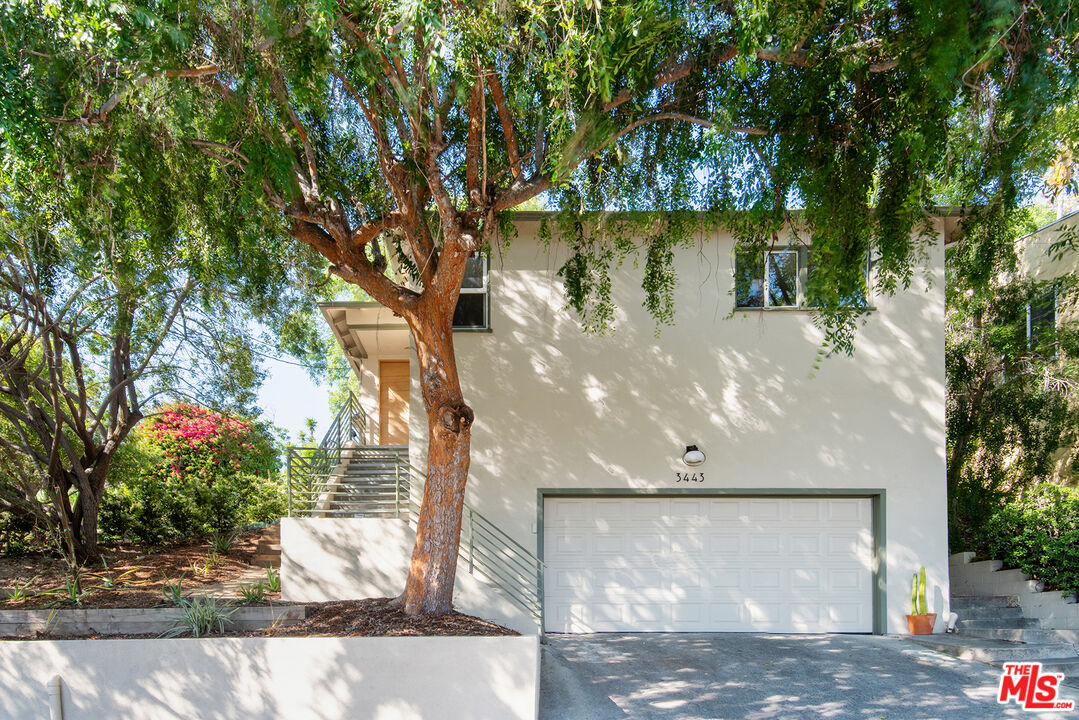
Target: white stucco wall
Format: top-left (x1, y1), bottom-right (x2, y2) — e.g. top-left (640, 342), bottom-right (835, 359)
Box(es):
top-left (1019, 210), bottom-right (1079, 282)
top-left (281, 517), bottom-right (539, 635)
top-left (0, 635), bottom-right (539, 720)
top-left (399, 219), bottom-right (947, 634)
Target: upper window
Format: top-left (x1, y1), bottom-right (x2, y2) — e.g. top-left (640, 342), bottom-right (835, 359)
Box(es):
top-left (453, 253), bottom-right (489, 330)
top-left (735, 246), bottom-right (869, 309)
top-left (1027, 288), bottom-right (1057, 352)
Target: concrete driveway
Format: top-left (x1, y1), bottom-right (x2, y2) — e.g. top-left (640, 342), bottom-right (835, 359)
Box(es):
top-left (540, 633), bottom-right (1073, 719)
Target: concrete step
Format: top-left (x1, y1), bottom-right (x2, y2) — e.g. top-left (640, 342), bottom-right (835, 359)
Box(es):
top-left (958, 616), bottom-right (1041, 629)
top-left (955, 606), bottom-right (1026, 621)
top-left (951, 595), bottom-right (1020, 610)
top-left (961, 559), bottom-right (1004, 573)
top-left (906, 635), bottom-right (1079, 664)
top-left (1041, 658), bottom-right (1079, 688)
top-left (959, 628), bottom-right (1068, 643)
top-left (342, 472), bottom-right (402, 479)
top-left (340, 481), bottom-right (401, 487)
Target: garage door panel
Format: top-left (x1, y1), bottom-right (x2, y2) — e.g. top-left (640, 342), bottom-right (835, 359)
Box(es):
top-left (708, 500), bottom-right (742, 522)
top-left (630, 499), bottom-right (664, 521)
top-left (789, 500), bottom-right (823, 522)
top-left (789, 535), bottom-right (821, 556)
top-left (828, 499), bottom-right (864, 522)
top-left (592, 534), bottom-right (626, 554)
top-left (544, 495), bottom-right (874, 633)
top-left (748, 534), bottom-right (782, 556)
top-left (748, 500), bottom-right (781, 521)
top-left (707, 535), bottom-right (742, 555)
top-left (548, 499), bottom-right (587, 522)
top-left (630, 533), bottom-right (664, 554)
top-left (790, 568), bottom-right (822, 590)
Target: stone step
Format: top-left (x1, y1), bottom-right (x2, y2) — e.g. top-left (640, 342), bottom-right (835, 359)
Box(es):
top-left (251, 556), bottom-right (280, 568)
top-left (958, 616), bottom-right (1040, 629)
top-left (950, 595), bottom-right (1020, 610)
top-left (906, 635), bottom-right (1079, 664)
top-left (256, 542), bottom-right (281, 553)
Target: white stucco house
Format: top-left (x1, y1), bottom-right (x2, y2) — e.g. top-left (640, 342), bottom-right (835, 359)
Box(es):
top-left (282, 211), bottom-right (959, 637)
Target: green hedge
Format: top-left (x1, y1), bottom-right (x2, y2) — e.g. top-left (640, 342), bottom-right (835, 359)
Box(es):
top-left (100, 471), bottom-right (285, 546)
top-left (980, 485), bottom-right (1079, 596)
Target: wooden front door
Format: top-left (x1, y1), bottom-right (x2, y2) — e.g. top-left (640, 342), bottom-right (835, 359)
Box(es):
top-left (379, 360), bottom-right (410, 445)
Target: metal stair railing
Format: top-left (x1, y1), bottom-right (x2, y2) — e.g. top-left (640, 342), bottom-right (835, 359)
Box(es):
top-left (286, 392), bottom-right (368, 516)
top-left (287, 443), bottom-right (543, 622)
top-left (395, 459), bottom-right (543, 623)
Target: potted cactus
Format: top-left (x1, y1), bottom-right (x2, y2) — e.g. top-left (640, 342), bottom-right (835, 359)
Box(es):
top-left (906, 566), bottom-right (937, 634)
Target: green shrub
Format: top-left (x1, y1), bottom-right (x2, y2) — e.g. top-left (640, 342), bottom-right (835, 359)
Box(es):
top-left (99, 404), bottom-right (286, 545)
top-left (979, 485), bottom-right (1079, 595)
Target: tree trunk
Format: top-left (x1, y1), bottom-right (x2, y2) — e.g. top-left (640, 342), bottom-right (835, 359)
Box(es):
top-left (73, 489), bottom-right (102, 564)
top-left (398, 298), bottom-right (474, 616)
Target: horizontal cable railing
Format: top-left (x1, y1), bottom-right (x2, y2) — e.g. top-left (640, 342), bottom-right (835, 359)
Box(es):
top-left (286, 443), bottom-right (543, 622)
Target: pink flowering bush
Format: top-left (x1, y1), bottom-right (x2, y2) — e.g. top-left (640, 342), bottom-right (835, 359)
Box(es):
top-left (100, 404), bottom-right (284, 544)
top-left (143, 404), bottom-right (277, 482)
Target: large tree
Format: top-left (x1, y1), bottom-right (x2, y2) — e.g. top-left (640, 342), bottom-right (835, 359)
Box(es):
top-left (4, 0), bottom-right (1077, 613)
top-left (0, 163), bottom-right (323, 563)
top-left (946, 216), bottom-right (1079, 551)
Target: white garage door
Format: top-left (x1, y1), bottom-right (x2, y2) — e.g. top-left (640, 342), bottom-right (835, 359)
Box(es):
top-left (543, 496), bottom-right (874, 633)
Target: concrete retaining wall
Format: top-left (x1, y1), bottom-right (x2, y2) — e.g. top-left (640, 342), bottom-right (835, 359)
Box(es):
top-left (0, 605), bottom-right (305, 637)
top-left (281, 517), bottom-right (539, 635)
top-left (950, 552), bottom-right (1079, 629)
top-left (0, 635), bottom-right (539, 719)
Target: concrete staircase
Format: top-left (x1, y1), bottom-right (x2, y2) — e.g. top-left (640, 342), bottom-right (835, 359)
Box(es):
top-left (250, 524), bottom-right (281, 568)
top-left (316, 445), bottom-right (410, 518)
top-left (906, 553), bottom-right (1079, 688)
top-left (910, 595), bottom-right (1079, 687)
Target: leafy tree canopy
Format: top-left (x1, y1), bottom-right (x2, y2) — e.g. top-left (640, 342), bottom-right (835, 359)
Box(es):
top-left (4, 0), bottom-right (1078, 610)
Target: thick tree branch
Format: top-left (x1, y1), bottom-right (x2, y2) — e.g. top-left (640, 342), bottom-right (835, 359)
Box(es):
top-left (485, 68), bottom-right (522, 182)
top-left (290, 220), bottom-right (419, 316)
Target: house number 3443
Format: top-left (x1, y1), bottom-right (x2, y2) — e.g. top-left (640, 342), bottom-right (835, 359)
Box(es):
top-left (675, 472), bottom-right (704, 483)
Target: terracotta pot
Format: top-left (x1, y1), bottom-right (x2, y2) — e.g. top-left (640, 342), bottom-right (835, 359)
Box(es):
top-left (906, 613), bottom-right (937, 635)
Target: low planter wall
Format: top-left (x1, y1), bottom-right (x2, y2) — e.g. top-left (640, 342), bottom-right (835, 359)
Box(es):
top-left (0, 635), bottom-right (539, 720)
top-left (0, 605), bottom-right (306, 638)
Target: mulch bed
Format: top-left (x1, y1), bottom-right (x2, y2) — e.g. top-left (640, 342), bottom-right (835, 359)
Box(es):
top-left (1, 535), bottom-right (518, 638)
top-left (261, 598), bottom-right (518, 637)
top-left (0, 529), bottom-right (275, 609)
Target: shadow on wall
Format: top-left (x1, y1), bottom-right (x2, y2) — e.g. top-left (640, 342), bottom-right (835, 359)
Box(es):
top-left (281, 517), bottom-right (410, 602)
top-left (443, 233), bottom-right (944, 529)
top-left (0, 636), bottom-right (538, 720)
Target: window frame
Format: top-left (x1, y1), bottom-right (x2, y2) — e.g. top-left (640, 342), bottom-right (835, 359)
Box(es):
top-left (453, 252), bottom-right (491, 332)
top-left (1026, 287), bottom-right (1058, 354)
top-left (735, 245), bottom-right (872, 311)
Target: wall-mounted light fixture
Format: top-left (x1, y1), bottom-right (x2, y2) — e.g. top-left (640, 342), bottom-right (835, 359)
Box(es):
top-left (682, 445), bottom-right (705, 467)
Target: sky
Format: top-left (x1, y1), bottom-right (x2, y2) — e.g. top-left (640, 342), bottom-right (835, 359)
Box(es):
top-left (256, 355), bottom-right (333, 446)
